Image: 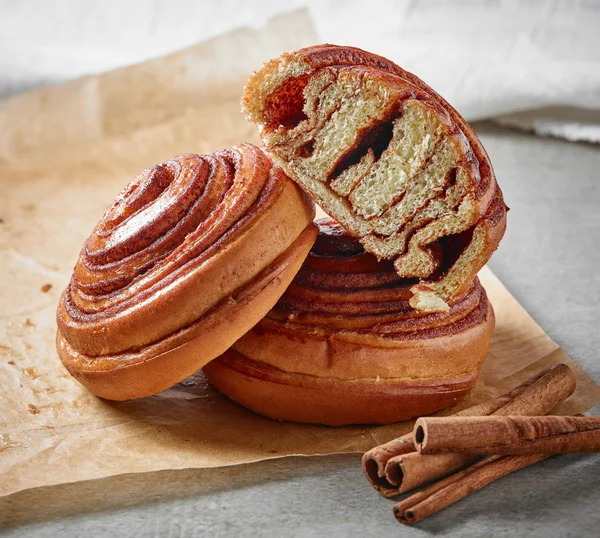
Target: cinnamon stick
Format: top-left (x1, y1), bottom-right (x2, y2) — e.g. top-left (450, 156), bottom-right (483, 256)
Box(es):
top-left (393, 453), bottom-right (549, 525)
top-left (361, 366), bottom-right (553, 495)
top-left (415, 415), bottom-right (600, 455)
top-left (373, 363), bottom-right (575, 495)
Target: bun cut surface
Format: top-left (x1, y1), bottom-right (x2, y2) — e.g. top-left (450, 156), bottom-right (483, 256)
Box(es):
top-left (57, 143), bottom-right (316, 400)
top-left (242, 45), bottom-right (507, 312)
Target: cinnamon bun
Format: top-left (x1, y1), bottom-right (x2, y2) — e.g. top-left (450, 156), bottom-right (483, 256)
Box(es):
top-left (242, 45), bottom-right (507, 312)
top-left (203, 219), bottom-right (494, 426)
top-left (56, 143), bottom-right (316, 400)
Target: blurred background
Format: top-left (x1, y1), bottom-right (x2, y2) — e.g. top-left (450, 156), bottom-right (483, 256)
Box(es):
top-left (2, 0), bottom-right (600, 141)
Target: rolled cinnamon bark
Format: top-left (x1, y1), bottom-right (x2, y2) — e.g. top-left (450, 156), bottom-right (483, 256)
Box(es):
top-left (361, 366), bottom-right (550, 494)
top-left (393, 453), bottom-right (549, 525)
top-left (415, 415), bottom-right (600, 455)
top-left (366, 363), bottom-right (575, 496)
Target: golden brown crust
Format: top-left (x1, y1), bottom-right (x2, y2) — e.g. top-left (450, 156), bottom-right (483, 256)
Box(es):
top-left (203, 350), bottom-right (480, 426)
top-left (56, 144), bottom-right (316, 400)
top-left (204, 220), bottom-right (494, 425)
top-left (58, 225), bottom-right (317, 400)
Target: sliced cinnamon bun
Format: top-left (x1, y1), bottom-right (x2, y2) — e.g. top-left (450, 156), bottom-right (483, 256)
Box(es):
top-left (203, 219), bottom-right (494, 426)
top-left (56, 143), bottom-right (316, 400)
top-left (242, 45), bottom-right (507, 312)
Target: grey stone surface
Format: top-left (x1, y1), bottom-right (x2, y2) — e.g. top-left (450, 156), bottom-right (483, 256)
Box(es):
top-left (2, 124), bottom-right (599, 536)
top-left (484, 124), bottom-right (600, 383)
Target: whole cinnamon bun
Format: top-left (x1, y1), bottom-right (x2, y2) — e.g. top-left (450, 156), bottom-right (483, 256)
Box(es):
top-left (242, 45), bottom-right (507, 312)
top-left (56, 143), bottom-right (316, 400)
top-left (203, 219), bottom-right (494, 426)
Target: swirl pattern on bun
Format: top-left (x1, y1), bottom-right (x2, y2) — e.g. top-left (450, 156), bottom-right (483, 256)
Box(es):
top-left (204, 219), bottom-right (494, 426)
top-left (57, 143), bottom-right (316, 400)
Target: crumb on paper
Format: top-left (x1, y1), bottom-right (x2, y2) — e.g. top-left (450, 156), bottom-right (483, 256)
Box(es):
top-left (41, 283), bottom-right (52, 293)
top-left (22, 366), bottom-right (39, 379)
top-left (24, 318), bottom-right (35, 328)
top-left (8, 361), bottom-right (15, 365)
top-left (28, 404), bottom-right (40, 415)
top-left (0, 434), bottom-right (24, 452)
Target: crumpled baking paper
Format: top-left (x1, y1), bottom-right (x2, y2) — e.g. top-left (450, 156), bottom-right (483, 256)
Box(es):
top-left (0, 9), bottom-right (598, 499)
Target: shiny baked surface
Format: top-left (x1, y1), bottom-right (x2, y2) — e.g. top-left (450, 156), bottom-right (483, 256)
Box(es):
top-left (56, 143), bottom-right (316, 399)
top-left (205, 219), bottom-right (494, 425)
top-left (270, 219), bottom-right (488, 339)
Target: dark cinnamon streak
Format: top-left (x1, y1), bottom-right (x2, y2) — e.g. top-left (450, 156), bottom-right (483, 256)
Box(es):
top-left (294, 45), bottom-right (493, 199)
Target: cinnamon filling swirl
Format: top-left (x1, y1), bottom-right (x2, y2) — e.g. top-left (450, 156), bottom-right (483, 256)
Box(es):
top-left (242, 45), bottom-right (508, 311)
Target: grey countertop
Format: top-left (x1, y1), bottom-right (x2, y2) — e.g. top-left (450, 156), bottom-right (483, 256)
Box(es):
top-left (2, 123), bottom-right (599, 536)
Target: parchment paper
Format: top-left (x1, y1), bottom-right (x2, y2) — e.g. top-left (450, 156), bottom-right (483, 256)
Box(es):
top-left (0, 9), bottom-right (598, 500)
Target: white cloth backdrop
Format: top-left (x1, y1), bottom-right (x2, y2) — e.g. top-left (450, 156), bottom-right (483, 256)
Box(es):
top-left (1, 0), bottom-right (599, 142)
